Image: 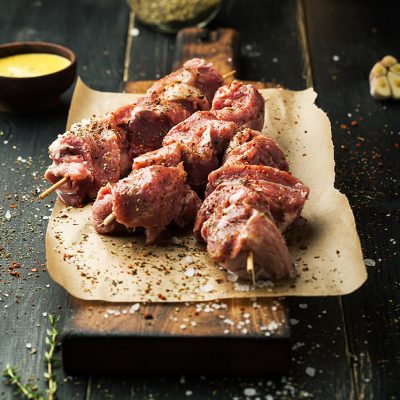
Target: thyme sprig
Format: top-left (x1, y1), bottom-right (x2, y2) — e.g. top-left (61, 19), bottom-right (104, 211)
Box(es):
top-left (3, 315), bottom-right (60, 400)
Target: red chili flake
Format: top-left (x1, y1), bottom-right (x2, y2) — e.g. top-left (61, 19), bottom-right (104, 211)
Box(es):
top-left (340, 124), bottom-right (348, 129)
top-left (355, 143), bottom-right (362, 148)
top-left (10, 270), bottom-right (20, 278)
top-left (350, 120), bottom-right (358, 127)
top-left (9, 204), bottom-right (17, 209)
top-left (80, 272), bottom-right (87, 277)
top-left (144, 313), bottom-right (153, 320)
top-left (31, 268), bottom-right (38, 272)
top-left (63, 253), bottom-right (73, 260)
top-left (158, 294), bottom-right (167, 301)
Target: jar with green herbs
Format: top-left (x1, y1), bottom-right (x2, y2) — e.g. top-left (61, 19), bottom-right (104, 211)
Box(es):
top-left (128, 0), bottom-right (221, 33)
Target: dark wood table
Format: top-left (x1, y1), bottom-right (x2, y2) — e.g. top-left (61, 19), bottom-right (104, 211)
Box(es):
top-left (1, 1), bottom-right (399, 399)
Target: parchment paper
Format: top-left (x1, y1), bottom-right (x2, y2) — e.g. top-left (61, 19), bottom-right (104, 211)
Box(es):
top-left (45, 79), bottom-right (367, 302)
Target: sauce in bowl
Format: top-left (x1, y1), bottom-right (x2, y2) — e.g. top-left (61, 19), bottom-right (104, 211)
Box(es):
top-left (0, 53), bottom-right (71, 78)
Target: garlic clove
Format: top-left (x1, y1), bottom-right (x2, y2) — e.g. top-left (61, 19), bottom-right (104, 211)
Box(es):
top-left (381, 55), bottom-right (397, 68)
top-left (389, 63), bottom-right (400, 76)
top-left (370, 75), bottom-right (391, 100)
top-left (388, 71), bottom-right (400, 100)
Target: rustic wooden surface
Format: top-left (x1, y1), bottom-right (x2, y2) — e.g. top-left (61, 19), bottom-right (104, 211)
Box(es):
top-left (62, 27), bottom-right (291, 375)
top-left (0, 0), bottom-right (399, 399)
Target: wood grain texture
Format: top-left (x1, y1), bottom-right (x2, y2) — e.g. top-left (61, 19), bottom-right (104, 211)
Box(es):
top-left (173, 27), bottom-right (239, 78)
top-left (305, 1), bottom-right (400, 398)
top-left (0, 0), bottom-right (130, 398)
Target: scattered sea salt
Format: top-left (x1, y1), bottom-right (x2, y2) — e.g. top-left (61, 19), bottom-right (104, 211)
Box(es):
top-left (290, 319), bottom-right (300, 325)
top-left (299, 303), bottom-right (308, 309)
top-left (227, 271), bottom-right (239, 282)
top-left (184, 268), bottom-right (195, 277)
top-left (130, 28), bottom-right (140, 36)
top-left (26, 343), bottom-right (32, 349)
top-left (182, 255), bottom-right (194, 264)
top-left (42, 312), bottom-right (48, 317)
top-left (305, 367), bottom-right (316, 377)
top-left (364, 258), bottom-right (376, 267)
top-left (332, 55), bottom-right (340, 62)
top-left (185, 390), bottom-right (193, 396)
top-left (243, 387), bottom-right (257, 396)
top-left (200, 283), bottom-right (213, 293)
top-left (233, 282), bottom-right (251, 292)
top-left (5, 210), bottom-right (11, 220)
top-left (129, 303), bottom-right (140, 314)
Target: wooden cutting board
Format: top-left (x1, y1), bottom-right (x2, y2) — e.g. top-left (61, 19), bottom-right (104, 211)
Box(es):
top-left (61, 28), bottom-right (290, 375)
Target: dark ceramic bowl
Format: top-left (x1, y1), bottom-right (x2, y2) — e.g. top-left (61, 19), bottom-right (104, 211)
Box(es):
top-left (0, 41), bottom-right (77, 112)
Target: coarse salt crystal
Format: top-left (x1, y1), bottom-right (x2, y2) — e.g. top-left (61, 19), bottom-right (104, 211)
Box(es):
top-left (224, 329), bottom-right (230, 335)
top-left (200, 283), bottom-right (213, 293)
top-left (243, 387), bottom-right (257, 396)
top-left (182, 255), bottom-right (194, 264)
top-left (5, 210), bottom-right (11, 220)
top-left (227, 271), bottom-right (239, 282)
top-left (299, 303), bottom-right (308, 309)
top-left (26, 343), bottom-right (32, 349)
top-left (185, 390), bottom-right (193, 396)
top-left (332, 55), bottom-right (340, 62)
top-left (42, 312), bottom-right (48, 317)
top-left (130, 28), bottom-right (140, 36)
top-left (233, 282), bottom-right (250, 292)
top-left (290, 319), bottom-right (299, 325)
top-left (364, 258), bottom-right (376, 267)
top-left (129, 303), bottom-right (140, 314)
top-left (180, 324), bottom-right (186, 330)
top-left (305, 367), bottom-right (316, 377)
top-left (184, 268), bottom-right (195, 277)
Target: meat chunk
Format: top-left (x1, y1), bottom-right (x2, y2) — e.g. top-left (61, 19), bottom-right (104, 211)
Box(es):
top-left (198, 188), bottom-right (294, 280)
top-left (196, 153), bottom-right (309, 282)
top-left (223, 129), bottom-right (289, 171)
top-left (147, 58), bottom-right (223, 105)
top-left (132, 143), bottom-right (183, 170)
top-left (212, 81), bottom-right (265, 131)
top-left (206, 164), bottom-right (307, 197)
top-left (163, 111), bottom-right (237, 187)
top-left (44, 58), bottom-right (223, 207)
top-left (45, 117), bottom-right (127, 207)
top-left (92, 164), bottom-right (201, 244)
top-left (111, 97), bottom-right (193, 160)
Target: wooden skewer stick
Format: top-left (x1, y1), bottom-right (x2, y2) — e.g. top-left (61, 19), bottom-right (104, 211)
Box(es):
top-left (247, 251), bottom-right (256, 286)
top-left (39, 176), bottom-right (69, 199)
top-left (222, 70), bottom-right (236, 80)
top-left (102, 213), bottom-right (116, 226)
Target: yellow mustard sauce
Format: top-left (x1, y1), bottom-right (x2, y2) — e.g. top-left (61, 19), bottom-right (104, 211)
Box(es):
top-left (0, 53), bottom-right (71, 78)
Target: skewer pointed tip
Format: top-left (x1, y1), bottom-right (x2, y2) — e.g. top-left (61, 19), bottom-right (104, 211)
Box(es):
top-left (102, 213), bottom-right (116, 226)
top-left (222, 70), bottom-right (236, 80)
top-left (39, 176), bottom-right (69, 200)
top-left (247, 251), bottom-right (256, 286)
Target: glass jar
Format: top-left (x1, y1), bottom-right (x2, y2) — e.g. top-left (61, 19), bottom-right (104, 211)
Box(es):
top-left (128, 0), bottom-right (221, 33)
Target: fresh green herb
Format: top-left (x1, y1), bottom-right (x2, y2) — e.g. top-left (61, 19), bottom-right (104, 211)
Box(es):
top-left (3, 315), bottom-right (60, 400)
